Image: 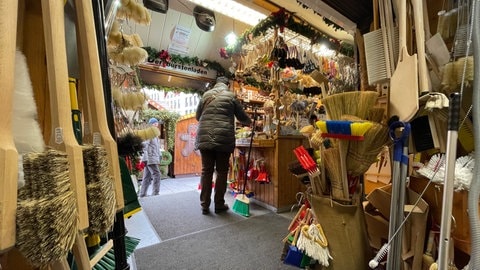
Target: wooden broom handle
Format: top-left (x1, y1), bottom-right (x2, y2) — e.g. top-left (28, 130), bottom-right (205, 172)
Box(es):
top-left (74, 0), bottom-right (124, 210)
top-left (0, 0), bottom-right (19, 252)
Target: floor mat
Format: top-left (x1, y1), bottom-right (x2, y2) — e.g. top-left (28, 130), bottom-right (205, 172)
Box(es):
top-left (134, 212), bottom-right (297, 270)
top-left (140, 190), bottom-right (260, 241)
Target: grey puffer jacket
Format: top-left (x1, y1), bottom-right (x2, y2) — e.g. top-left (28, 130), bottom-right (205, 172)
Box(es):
top-left (195, 82), bottom-right (252, 153)
top-left (141, 137), bottom-right (162, 165)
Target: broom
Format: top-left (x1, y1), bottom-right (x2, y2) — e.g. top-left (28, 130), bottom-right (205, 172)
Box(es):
top-left (321, 91), bottom-right (378, 120)
top-left (232, 110), bottom-right (256, 217)
top-left (346, 121), bottom-right (391, 177)
top-left (322, 147), bottom-right (345, 200)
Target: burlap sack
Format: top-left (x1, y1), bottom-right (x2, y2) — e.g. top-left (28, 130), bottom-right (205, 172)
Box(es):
top-left (310, 194), bottom-right (373, 270)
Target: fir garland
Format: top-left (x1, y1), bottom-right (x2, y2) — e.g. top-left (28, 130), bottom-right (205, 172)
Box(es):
top-left (142, 109), bottom-right (181, 152)
top-left (295, 0), bottom-right (345, 32)
top-left (224, 8), bottom-right (354, 58)
top-left (142, 46), bottom-right (231, 78)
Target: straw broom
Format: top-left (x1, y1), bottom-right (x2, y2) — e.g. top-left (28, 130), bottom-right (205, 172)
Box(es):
top-left (322, 147), bottom-right (345, 200)
top-left (322, 91), bottom-right (378, 120)
top-left (368, 107), bottom-right (386, 123)
top-left (346, 121), bottom-right (391, 177)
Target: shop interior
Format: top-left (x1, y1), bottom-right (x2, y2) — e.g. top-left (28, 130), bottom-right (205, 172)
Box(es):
top-left (1, 0), bottom-right (479, 269)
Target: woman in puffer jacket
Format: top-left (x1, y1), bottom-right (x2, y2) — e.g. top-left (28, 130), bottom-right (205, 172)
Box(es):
top-left (195, 76), bottom-right (252, 214)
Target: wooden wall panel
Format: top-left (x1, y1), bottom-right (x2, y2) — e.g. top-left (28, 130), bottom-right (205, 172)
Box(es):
top-left (238, 136), bottom-right (307, 212)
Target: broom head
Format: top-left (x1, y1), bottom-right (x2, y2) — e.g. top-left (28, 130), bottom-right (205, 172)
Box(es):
top-left (233, 194), bottom-right (250, 217)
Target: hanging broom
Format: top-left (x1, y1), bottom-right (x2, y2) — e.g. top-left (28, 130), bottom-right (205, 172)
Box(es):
top-left (232, 110), bottom-right (256, 217)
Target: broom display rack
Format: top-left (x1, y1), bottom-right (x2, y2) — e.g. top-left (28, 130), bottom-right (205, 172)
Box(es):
top-left (0, 1), bottom-right (125, 269)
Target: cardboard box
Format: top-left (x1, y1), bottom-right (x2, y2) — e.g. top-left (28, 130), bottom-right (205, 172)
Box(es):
top-left (363, 201), bottom-right (389, 250)
top-left (365, 184), bottom-right (429, 270)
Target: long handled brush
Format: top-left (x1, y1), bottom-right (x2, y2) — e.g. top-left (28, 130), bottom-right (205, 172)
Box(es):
top-left (233, 110), bottom-right (256, 217)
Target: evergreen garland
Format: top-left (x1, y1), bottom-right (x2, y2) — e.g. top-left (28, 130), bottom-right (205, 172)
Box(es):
top-left (224, 8), bottom-right (354, 58)
top-left (142, 109), bottom-right (181, 152)
top-left (142, 46), bottom-right (231, 77)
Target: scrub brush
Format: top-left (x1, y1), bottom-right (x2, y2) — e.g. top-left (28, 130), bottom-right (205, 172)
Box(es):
top-left (82, 145), bottom-right (116, 235)
top-left (416, 153), bottom-right (446, 182)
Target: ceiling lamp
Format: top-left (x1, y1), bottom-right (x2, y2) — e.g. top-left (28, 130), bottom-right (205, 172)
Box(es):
top-left (187, 0), bottom-right (266, 26)
top-left (144, 0), bottom-right (169, 13)
top-left (224, 32), bottom-right (237, 46)
top-left (193, 6), bottom-right (216, 32)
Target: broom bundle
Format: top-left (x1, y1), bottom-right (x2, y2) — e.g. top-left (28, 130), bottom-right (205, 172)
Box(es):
top-left (346, 121), bottom-right (391, 177)
top-left (310, 130), bottom-right (324, 149)
top-left (367, 107), bottom-right (386, 123)
top-left (132, 125), bottom-right (160, 141)
top-left (441, 56), bottom-right (474, 93)
top-left (16, 150), bottom-right (78, 267)
top-left (322, 147), bottom-right (345, 200)
top-left (82, 145), bottom-right (116, 235)
top-left (112, 86), bottom-right (146, 111)
top-left (322, 91), bottom-right (378, 120)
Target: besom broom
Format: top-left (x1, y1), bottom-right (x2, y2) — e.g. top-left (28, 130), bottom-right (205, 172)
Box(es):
top-left (233, 110), bottom-right (257, 217)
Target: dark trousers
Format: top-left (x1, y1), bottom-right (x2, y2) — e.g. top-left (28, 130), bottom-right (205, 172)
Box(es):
top-left (199, 149), bottom-right (231, 209)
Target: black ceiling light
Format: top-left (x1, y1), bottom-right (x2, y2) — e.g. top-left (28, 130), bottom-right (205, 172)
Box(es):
top-left (193, 5), bottom-right (215, 32)
top-left (143, 0), bottom-right (168, 13)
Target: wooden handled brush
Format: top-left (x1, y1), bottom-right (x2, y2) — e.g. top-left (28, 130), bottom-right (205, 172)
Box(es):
top-left (41, 0), bottom-right (89, 231)
top-left (0, 0), bottom-right (20, 252)
top-left (74, 0), bottom-right (124, 211)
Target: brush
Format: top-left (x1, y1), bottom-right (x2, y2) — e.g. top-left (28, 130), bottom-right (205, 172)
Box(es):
top-left (346, 121), bottom-right (390, 177)
top-left (321, 91), bottom-right (378, 120)
top-left (232, 109), bottom-right (256, 217)
top-left (82, 145), bottom-right (116, 235)
top-left (367, 107), bottom-right (385, 123)
top-left (293, 146), bottom-right (326, 195)
top-left (322, 147), bottom-right (345, 200)
top-left (316, 120), bottom-right (373, 140)
top-left (416, 153), bottom-right (446, 182)
top-left (16, 150), bottom-right (78, 267)
top-left (112, 86), bottom-right (146, 110)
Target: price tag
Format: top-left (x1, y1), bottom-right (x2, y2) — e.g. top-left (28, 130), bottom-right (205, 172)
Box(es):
top-left (93, 132), bottom-right (102, 145)
top-left (54, 127), bottom-right (64, 144)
